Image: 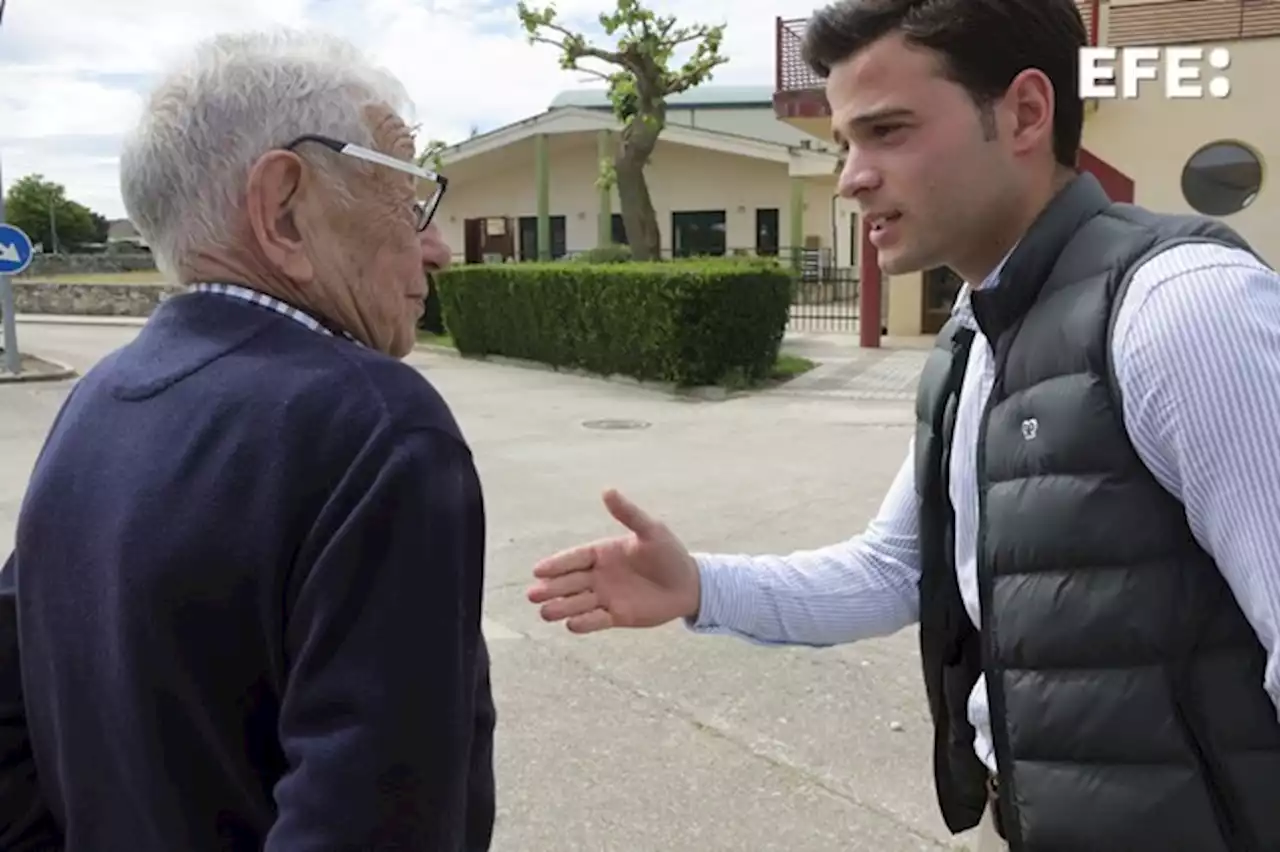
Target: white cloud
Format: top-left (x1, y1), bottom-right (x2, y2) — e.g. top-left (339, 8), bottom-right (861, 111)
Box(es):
top-left (0, 0), bottom-right (824, 219)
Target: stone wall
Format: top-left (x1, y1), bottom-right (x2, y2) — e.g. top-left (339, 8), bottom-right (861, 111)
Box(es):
top-left (16, 252), bottom-right (159, 278)
top-left (13, 281), bottom-right (182, 317)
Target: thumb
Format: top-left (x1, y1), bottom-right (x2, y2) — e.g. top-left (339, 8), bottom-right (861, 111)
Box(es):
top-left (602, 488), bottom-right (658, 537)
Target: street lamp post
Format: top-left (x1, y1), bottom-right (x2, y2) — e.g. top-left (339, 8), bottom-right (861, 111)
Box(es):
top-left (0, 0), bottom-right (20, 375)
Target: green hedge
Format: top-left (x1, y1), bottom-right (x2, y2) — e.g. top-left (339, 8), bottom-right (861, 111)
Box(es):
top-left (434, 259), bottom-right (793, 387)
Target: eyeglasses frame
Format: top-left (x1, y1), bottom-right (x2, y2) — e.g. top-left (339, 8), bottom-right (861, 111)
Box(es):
top-left (281, 133), bottom-right (448, 231)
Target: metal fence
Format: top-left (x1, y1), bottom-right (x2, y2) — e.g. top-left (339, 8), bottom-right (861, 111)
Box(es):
top-left (788, 266), bottom-right (859, 332)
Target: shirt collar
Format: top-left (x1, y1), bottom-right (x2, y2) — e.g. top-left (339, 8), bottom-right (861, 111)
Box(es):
top-left (188, 282), bottom-right (363, 346)
top-left (950, 243), bottom-right (1018, 324)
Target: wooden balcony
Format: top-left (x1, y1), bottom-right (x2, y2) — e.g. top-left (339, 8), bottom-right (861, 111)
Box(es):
top-left (1105, 0), bottom-right (1280, 47)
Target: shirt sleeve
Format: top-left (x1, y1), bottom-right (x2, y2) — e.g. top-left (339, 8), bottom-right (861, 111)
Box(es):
top-left (1113, 242), bottom-right (1280, 718)
top-left (266, 427), bottom-right (494, 851)
top-left (686, 441), bottom-right (922, 646)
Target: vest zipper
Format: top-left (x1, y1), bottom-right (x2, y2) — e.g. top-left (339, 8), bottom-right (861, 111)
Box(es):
top-left (976, 344), bottom-right (1020, 849)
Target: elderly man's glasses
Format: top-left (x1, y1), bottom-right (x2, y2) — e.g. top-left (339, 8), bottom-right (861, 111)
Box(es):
top-left (282, 134), bottom-right (448, 231)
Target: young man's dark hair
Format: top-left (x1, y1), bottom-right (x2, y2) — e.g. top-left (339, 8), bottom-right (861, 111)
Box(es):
top-left (802, 0), bottom-right (1087, 169)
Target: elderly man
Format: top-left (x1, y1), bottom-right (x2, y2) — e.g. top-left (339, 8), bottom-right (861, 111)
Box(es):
top-left (1, 29), bottom-right (494, 851)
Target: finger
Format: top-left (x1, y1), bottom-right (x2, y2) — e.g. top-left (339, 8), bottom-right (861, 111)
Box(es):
top-left (526, 569), bottom-right (594, 604)
top-left (602, 488), bottom-right (656, 537)
top-left (539, 590), bottom-right (600, 623)
top-left (566, 608), bottom-right (614, 634)
top-left (532, 543), bottom-right (597, 579)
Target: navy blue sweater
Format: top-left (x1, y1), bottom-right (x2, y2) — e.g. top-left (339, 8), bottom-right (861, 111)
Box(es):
top-left (8, 292), bottom-right (495, 850)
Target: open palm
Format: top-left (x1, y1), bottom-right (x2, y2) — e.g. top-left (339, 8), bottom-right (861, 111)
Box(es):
top-left (527, 489), bottom-right (700, 634)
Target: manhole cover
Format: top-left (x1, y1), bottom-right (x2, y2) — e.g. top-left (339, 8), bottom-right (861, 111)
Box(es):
top-left (582, 418), bottom-right (651, 430)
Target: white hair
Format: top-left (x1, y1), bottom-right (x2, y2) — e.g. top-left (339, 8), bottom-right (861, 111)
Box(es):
top-left (119, 28), bottom-right (413, 281)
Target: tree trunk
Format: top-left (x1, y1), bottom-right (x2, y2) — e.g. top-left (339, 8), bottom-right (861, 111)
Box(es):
top-left (614, 113), bottom-right (663, 261)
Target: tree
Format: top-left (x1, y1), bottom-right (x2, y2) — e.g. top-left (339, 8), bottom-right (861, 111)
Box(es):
top-left (416, 139), bottom-right (447, 173)
top-left (517, 0), bottom-right (728, 261)
top-left (4, 174), bottom-right (98, 252)
top-left (89, 211), bottom-right (110, 244)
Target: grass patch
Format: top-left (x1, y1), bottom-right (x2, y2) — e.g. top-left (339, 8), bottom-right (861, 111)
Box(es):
top-left (716, 352), bottom-right (816, 392)
top-left (20, 271), bottom-right (166, 285)
top-left (772, 353), bottom-right (817, 382)
top-left (417, 330), bottom-right (816, 390)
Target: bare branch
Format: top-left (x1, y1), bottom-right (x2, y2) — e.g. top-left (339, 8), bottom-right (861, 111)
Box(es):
top-left (573, 67), bottom-right (616, 84)
top-left (543, 22), bottom-right (627, 66)
top-left (670, 31), bottom-right (709, 48)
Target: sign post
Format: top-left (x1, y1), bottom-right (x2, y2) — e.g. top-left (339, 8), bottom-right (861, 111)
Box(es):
top-left (0, 0), bottom-right (20, 376)
top-left (0, 212), bottom-right (33, 375)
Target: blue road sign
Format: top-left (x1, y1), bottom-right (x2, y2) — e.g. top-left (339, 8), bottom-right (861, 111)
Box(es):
top-left (0, 223), bottom-right (33, 275)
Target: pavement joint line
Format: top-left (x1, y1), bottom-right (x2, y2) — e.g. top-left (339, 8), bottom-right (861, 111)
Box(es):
top-left (481, 617), bottom-right (524, 641)
top-left (531, 636), bottom-right (953, 849)
top-left (487, 577), bottom-right (536, 594)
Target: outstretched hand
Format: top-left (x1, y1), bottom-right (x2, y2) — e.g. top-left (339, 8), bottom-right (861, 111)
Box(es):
top-left (527, 489), bottom-right (701, 634)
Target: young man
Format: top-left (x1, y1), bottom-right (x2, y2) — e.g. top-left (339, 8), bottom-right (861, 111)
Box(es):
top-left (526, 1), bottom-right (1280, 849)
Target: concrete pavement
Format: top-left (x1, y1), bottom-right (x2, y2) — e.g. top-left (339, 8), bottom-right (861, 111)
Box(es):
top-left (0, 321), bottom-right (979, 851)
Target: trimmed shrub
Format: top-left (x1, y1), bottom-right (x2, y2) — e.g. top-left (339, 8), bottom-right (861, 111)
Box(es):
top-left (571, 244), bottom-right (633, 264)
top-left (435, 259), bottom-right (793, 387)
top-left (417, 273), bottom-right (445, 334)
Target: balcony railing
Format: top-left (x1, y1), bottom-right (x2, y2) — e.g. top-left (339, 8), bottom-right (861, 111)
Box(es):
top-left (776, 17), bottom-right (823, 92)
top-left (777, 2), bottom-right (1280, 95)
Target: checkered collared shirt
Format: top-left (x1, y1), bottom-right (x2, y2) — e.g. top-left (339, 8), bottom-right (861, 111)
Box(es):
top-left (189, 282), bottom-right (362, 345)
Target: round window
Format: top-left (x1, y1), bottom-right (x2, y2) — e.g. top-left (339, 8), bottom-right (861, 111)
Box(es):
top-left (1180, 141), bottom-right (1263, 216)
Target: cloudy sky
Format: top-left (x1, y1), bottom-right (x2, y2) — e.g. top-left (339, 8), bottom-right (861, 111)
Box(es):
top-left (0, 0), bottom-right (825, 220)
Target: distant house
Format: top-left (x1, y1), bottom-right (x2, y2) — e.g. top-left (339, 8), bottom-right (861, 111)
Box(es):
top-left (106, 219), bottom-right (148, 249)
top-left (429, 84), bottom-right (846, 266)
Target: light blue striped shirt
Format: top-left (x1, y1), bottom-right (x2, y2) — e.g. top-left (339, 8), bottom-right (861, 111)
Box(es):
top-left (689, 240), bottom-right (1280, 772)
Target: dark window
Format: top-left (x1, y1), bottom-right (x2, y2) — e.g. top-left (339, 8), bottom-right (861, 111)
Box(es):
top-left (1181, 141), bottom-right (1263, 217)
top-left (671, 210), bottom-right (726, 258)
top-left (755, 208), bottom-right (779, 256)
top-left (517, 215), bottom-right (567, 260)
top-left (611, 213), bottom-right (627, 245)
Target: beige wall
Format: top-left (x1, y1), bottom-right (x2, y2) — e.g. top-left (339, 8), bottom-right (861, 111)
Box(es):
top-left (436, 130), bottom-right (840, 260)
top-left (1083, 37), bottom-right (1277, 260)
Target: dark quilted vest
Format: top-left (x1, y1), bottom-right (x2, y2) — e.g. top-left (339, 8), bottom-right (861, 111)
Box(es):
top-left (914, 173), bottom-right (1280, 851)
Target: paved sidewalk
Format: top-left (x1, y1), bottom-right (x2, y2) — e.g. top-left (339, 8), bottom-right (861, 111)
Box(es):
top-left (1, 321), bottom-right (976, 851)
top-left (779, 332), bottom-right (932, 402)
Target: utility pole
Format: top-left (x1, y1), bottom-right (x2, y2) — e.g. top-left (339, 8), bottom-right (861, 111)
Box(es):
top-left (0, 0), bottom-right (21, 375)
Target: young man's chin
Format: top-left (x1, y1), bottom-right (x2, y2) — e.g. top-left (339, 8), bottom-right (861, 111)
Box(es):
top-left (879, 250), bottom-right (924, 276)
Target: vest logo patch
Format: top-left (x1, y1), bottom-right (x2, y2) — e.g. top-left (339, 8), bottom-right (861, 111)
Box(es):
top-left (1021, 418), bottom-right (1039, 441)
